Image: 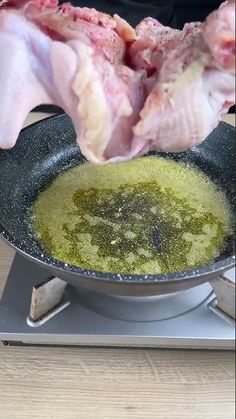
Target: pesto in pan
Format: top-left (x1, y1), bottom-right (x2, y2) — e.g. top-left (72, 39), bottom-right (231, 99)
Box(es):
top-left (31, 156), bottom-right (232, 274)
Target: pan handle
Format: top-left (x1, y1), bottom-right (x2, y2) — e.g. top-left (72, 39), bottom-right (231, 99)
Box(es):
top-left (210, 274), bottom-right (235, 320)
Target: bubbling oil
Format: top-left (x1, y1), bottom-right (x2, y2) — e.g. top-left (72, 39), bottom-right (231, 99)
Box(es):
top-left (31, 156), bottom-right (232, 274)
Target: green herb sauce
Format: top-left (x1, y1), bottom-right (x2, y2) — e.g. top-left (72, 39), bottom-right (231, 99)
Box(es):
top-left (31, 156), bottom-right (232, 274)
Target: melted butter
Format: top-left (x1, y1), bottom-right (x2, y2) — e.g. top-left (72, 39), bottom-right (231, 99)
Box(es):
top-left (31, 156), bottom-right (232, 274)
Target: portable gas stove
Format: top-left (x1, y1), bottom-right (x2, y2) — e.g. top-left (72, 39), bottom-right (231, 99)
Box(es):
top-left (0, 254), bottom-right (235, 349)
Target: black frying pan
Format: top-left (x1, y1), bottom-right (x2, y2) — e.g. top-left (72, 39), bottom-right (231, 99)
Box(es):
top-left (0, 114), bottom-right (235, 297)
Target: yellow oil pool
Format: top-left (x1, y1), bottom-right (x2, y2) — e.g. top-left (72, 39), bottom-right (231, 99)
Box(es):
top-left (31, 156), bottom-right (232, 274)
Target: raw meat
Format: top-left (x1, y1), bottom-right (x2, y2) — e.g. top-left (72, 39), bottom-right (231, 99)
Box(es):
top-left (132, 1), bottom-right (235, 153)
top-left (0, 0), bottom-right (235, 163)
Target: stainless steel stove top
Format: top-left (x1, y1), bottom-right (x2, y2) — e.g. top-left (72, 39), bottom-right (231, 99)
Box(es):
top-left (0, 255), bottom-right (235, 349)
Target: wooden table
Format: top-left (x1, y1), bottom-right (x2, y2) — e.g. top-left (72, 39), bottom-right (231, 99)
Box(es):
top-left (0, 113), bottom-right (235, 419)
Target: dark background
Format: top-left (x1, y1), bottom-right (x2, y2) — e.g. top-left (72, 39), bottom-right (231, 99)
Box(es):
top-left (58, 0), bottom-right (222, 28)
top-left (36, 0), bottom-right (234, 114)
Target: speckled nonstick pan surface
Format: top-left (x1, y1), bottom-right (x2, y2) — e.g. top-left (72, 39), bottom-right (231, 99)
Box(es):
top-left (0, 115), bottom-right (235, 296)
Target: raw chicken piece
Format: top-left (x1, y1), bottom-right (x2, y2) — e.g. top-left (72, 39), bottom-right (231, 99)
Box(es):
top-left (0, 9), bottom-right (55, 149)
top-left (132, 0), bottom-right (235, 153)
top-left (23, 1), bottom-right (136, 64)
top-left (0, 0), bottom-right (235, 163)
top-left (0, 0), bottom-right (143, 162)
top-left (129, 17), bottom-right (183, 75)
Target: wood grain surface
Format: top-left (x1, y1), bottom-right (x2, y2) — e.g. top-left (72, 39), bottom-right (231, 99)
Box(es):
top-left (0, 113), bottom-right (235, 419)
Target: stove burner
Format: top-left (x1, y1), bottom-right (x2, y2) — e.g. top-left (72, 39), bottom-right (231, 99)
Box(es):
top-left (0, 254), bottom-right (235, 349)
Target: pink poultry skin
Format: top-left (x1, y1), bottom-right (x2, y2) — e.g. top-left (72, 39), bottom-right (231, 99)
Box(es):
top-left (0, 0), bottom-right (235, 163)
